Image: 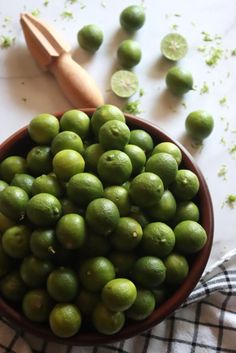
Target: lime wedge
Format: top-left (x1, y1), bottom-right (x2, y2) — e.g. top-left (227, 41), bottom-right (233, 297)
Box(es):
top-left (111, 70), bottom-right (139, 98)
top-left (160, 33), bottom-right (188, 61)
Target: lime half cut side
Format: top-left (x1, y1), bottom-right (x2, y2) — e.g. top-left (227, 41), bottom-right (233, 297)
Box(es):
top-left (161, 33), bottom-right (188, 61)
top-left (111, 70), bottom-right (139, 98)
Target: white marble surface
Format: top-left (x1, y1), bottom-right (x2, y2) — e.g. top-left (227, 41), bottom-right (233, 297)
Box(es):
top-left (0, 0), bottom-right (236, 268)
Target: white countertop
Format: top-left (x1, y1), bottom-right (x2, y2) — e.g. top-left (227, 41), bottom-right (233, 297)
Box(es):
top-left (0, 0), bottom-right (236, 269)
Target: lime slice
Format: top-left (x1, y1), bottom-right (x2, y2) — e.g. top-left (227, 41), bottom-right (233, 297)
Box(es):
top-left (111, 70), bottom-right (139, 98)
top-left (160, 33), bottom-right (188, 61)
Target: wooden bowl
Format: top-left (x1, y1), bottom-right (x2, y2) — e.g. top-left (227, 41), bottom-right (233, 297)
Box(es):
top-left (0, 109), bottom-right (214, 346)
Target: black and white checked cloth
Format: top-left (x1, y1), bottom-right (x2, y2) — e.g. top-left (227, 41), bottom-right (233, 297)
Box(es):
top-left (1, 250), bottom-right (236, 353)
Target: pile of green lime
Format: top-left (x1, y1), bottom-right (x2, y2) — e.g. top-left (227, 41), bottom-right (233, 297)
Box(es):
top-left (0, 104), bottom-right (207, 338)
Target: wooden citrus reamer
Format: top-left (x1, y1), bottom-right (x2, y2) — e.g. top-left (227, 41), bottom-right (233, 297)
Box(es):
top-left (20, 13), bottom-right (104, 108)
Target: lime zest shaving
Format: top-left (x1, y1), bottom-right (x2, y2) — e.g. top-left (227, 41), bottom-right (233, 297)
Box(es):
top-left (232, 49), bottom-right (236, 56)
top-left (0, 35), bottom-right (15, 48)
top-left (220, 137), bottom-right (226, 146)
top-left (200, 82), bottom-right (209, 94)
top-left (122, 100), bottom-right (142, 115)
top-left (170, 24), bottom-right (178, 31)
top-left (219, 96), bottom-right (227, 105)
top-left (224, 194), bottom-right (236, 208)
top-left (61, 11), bottom-right (73, 19)
top-left (31, 9), bottom-right (40, 17)
top-left (43, 0), bottom-right (49, 6)
top-left (217, 165), bottom-right (227, 180)
top-left (197, 46), bottom-right (206, 53)
top-left (205, 47), bottom-right (223, 66)
top-left (139, 88), bottom-right (145, 97)
top-left (229, 144), bottom-right (236, 154)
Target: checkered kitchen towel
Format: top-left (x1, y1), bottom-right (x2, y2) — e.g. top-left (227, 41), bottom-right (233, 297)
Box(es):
top-left (1, 249), bottom-right (236, 353)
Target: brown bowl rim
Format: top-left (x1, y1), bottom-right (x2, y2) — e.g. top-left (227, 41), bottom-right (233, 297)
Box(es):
top-left (0, 108), bottom-right (214, 346)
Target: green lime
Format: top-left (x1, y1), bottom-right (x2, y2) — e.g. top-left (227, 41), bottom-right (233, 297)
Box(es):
top-left (67, 172), bottom-right (104, 207)
top-left (30, 229), bottom-right (57, 260)
top-left (50, 303), bottom-right (82, 338)
top-left (0, 186), bottom-right (29, 221)
top-left (174, 220), bottom-right (207, 254)
top-left (11, 173), bottom-right (35, 196)
top-left (56, 214), bottom-right (86, 250)
top-left (51, 131), bottom-right (84, 156)
top-left (84, 143), bottom-right (105, 172)
top-left (0, 212), bottom-right (16, 233)
top-left (26, 146), bottom-right (52, 177)
top-left (145, 152), bottom-right (178, 187)
top-left (164, 252), bottom-right (189, 286)
top-left (104, 185), bottom-right (131, 216)
top-left (0, 271), bottom-right (27, 302)
top-left (77, 24), bottom-right (103, 52)
top-left (91, 104), bottom-right (125, 138)
top-left (147, 190), bottom-right (176, 222)
top-left (79, 231), bottom-right (110, 257)
top-left (23, 289), bottom-right (53, 322)
top-left (0, 244), bottom-right (13, 278)
top-left (2, 225), bottom-right (31, 259)
top-left (117, 40), bottom-right (142, 69)
top-left (120, 5), bottom-right (145, 32)
top-left (166, 66), bottom-right (194, 95)
top-left (92, 302), bottom-right (125, 335)
top-left (132, 256), bottom-right (166, 289)
top-left (129, 206), bottom-right (150, 228)
top-left (161, 33), bottom-right (188, 61)
top-left (185, 110), bottom-right (214, 141)
top-left (99, 120), bottom-right (130, 150)
top-left (109, 251), bottom-right (136, 277)
top-left (47, 267), bottom-right (79, 302)
top-left (110, 70), bottom-right (139, 98)
top-left (110, 217), bottom-right (143, 251)
top-left (124, 144), bottom-right (146, 176)
top-left (129, 172), bottom-right (164, 208)
top-left (152, 142), bottom-right (182, 166)
top-left (79, 256), bottom-right (115, 292)
top-left (53, 149), bottom-right (85, 182)
top-left (97, 150), bottom-right (132, 185)
top-left (26, 193), bottom-right (62, 226)
top-left (60, 110), bottom-right (90, 139)
top-left (142, 222), bottom-right (175, 258)
top-left (129, 129), bottom-right (154, 154)
top-left (60, 198), bottom-right (83, 216)
top-left (28, 113), bottom-right (59, 144)
top-left (102, 278), bottom-right (137, 312)
top-left (0, 180), bottom-right (8, 192)
top-left (0, 156), bottom-right (27, 183)
top-left (173, 201), bottom-right (200, 225)
top-left (171, 169), bottom-right (200, 201)
top-left (126, 288), bottom-right (155, 321)
top-left (76, 289), bottom-right (99, 318)
top-left (85, 198), bottom-right (120, 236)
top-left (20, 255), bottom-right (54, 287)
top-left (32, 174), bottom-right (63, 198)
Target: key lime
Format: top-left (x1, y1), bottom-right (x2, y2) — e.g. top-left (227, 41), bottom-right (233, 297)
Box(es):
top-left (32, 174), bottom-right (63, 198)
top-left (173, 201), bottom-right (200, 225)
top-left (161, 33), bottom-right (188, 61)
top-left (47, 267), bottom-right (79, 302)
top-left (166, 66), bottom-right (194, 95)
top-left (132, 256), bottom-right (166, 289)
top-left (124, 144), bottom-right (146, 176)
top-left (120, 5), bottom-right (145, 32)
top-left (92, 303), bottom-right (125, 335)
top-left (51, 131), bottom-right (84, 156)
top-left (99, 120), bottom-right (130, 150)
top-left (84, 143), bottom-right (105, 172)
top-left (129, 172), bottom-right (164, 208)
top-left (26, 193), bottom-right (62, 226)
top-left (11, 173), bottom-right (35, 196)
top-left (102, 278), bottom-right (137, 312)
top-left (117, 40), bottom-right (142, 69)
top-left (171, 169), bottom-right (200, 201)
top-left (129, 129), bottom-right (154, 154)
top-left (60, 109), bottom-right (90, 139)
top-left (2, 225), bottom-right (31, 259)
top-left (28, 113), bottom-right (59, 144)
top-left (174, 220), bottom-right (207, 253)
top-left (56, 214), bottom-right (86, 250)
top-left (110, 217), bottom-right (143, 251)
top-left (110, 70), bottom-right (139, 98)
top-left (0, 180), bottom-right (8, 192)
top-left (0, 156), bottom-right (27, 183)
top-left (79, 256), bottom-right (115, 292)
top-left (0, 186), bottom-right (29, 221)
top-left (164, 252), bottom-right (189, 286)
top-left (147, 190), bottom-right (176, 222)
top-left (20, 255), bottom-right (54, 287)
top-left (185, 110), bottom-right (214, 141)
top-left (104, 185), bottom-right (131, 216)
top-left (26, 146), bottom-right (52, 177)
top-left (30, 229), bottom-right (57, 260)
top-left (0, 271), bottom-right (27, 302)
top-left (23, 289), bottom-right (53, 322)
top-left (152, 141), bottom-right (182, 166)
top-left (126, 288), bottom-right (155, 321)
top-left (53, 149), bottom-right (85, 182)
top-left (85, 198), bottom-right (120, 236)
top-left (77, 24), bottom-right (103, 52)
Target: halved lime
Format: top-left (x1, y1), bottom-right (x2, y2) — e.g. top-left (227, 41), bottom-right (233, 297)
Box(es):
top-left (161, 33), bottom-right (188, 61)
top-left (111, 70), bottom-right (139, 98)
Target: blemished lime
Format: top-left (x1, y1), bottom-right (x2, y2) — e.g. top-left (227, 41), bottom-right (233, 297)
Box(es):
top-left (85, 198), bottom-right (120, 236)
top-left (99, 120), bottom-right (130, 150)
top-left (147, 190), bottom-right (176, 222)
top-left (164, 252), bottom-right (189, 286)
top-left (110, 217), bottom-right (143, 251)
top-left (92, 303), bottom-right (125, 335)
top-left (56, 213), bottom-right (86, 250)
top-left (0, 271), bottom-right (27, 302)
top-left (11, 173), bottom-right (35, 196)
top-left (185, 110), bottom-right (214, 141)
top-left (28, 113), bottom-right (59, 144)
top-left (161, 33), bottom-right (188, 61)
top-left (102, 278), bottom-right (137, 312)
top-left (132, 256), bottom-right (166, 289)
top-left (51, 131), bottom-right (84, 156)
top-left (47, 267), bottom-right (79, 302)
top-left (2, 225), bottom-right (31, 259)
top-left (166, 66), bottom-right (194, 95)
top-left (126, 288), bottom-right (155, 321)
top-left (23, 289), bottom-right (52, 322)
top-left (171, 169), bottom-right (200, 201)
top-left (49, 303), bottom-right (82, 338)
top-left (129, 129), bottom-right (154, 154)
top-left (117, 40), bottom-right (142, 69)
top-left (174, 220), bottom-right (207, 253)
top-left (124, 144), bottom-right (146, 176)
top-left (60, 110), bottom-right (90, 139)
top-left (26, 146), bottom-right (52, 176)
top-left (53, 149), bottom-right (85, 182)
top-left (0, 186), bottom-right (29, 221)
top-left (104, 185), bottom-right (131, 216)
top-left (0, 156), bottom-right (27, 183)
top-left (110, 70), bottom-right (139, 98)
top-left (79, 256), bottom-right (115, 292)
top-left (120, 5), bottom-right (145, 32)
top-left (77, 24), bottom-right (103, 52)
top-left (152, 142), bottom-right (182, 166)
